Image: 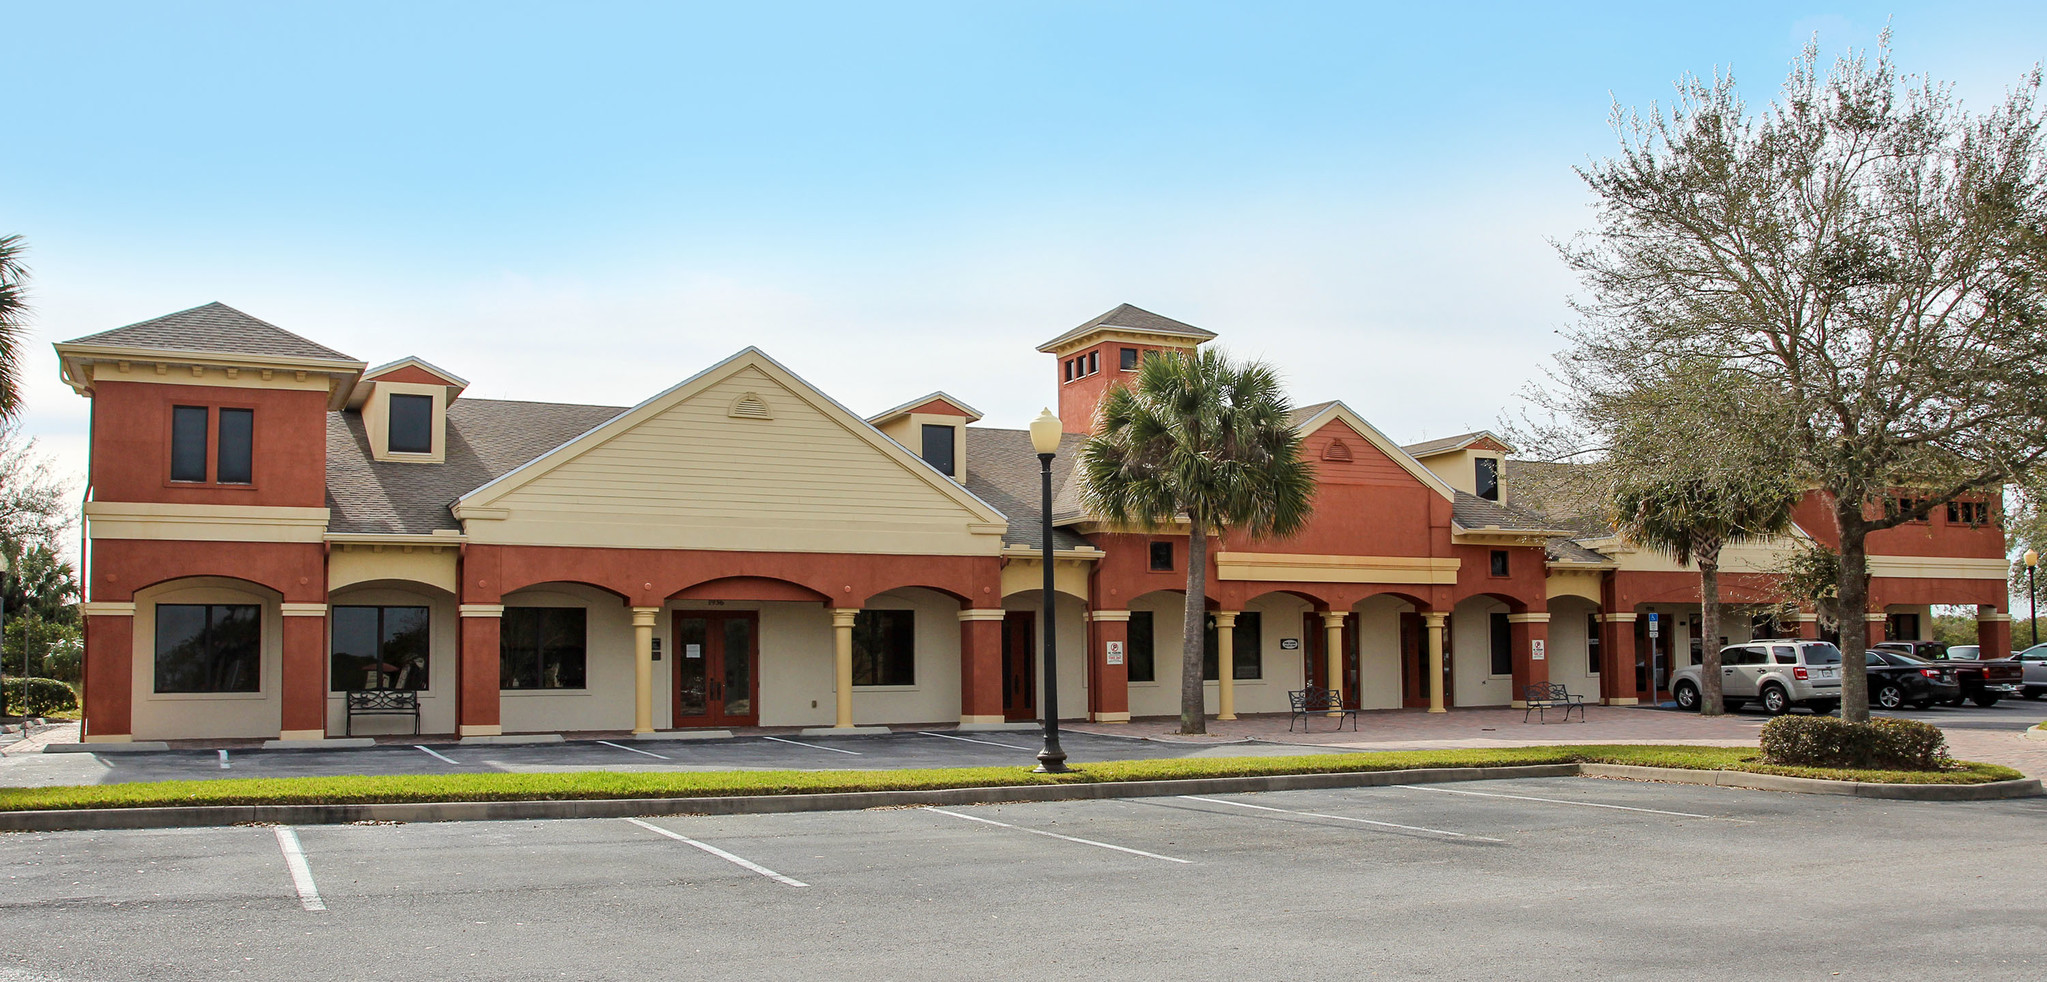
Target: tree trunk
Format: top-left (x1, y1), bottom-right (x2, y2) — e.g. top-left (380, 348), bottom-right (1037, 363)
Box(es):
top-left (1836, 507), bottom-right (1874, 722)
top-left (1180, 517), bottom-right (1210, 735)
top-left (1698, 552), bottom-right (1723, 716)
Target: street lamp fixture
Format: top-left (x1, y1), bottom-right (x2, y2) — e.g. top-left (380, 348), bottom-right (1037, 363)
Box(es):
top-left (1029, 408), bottom-right (1069, 774)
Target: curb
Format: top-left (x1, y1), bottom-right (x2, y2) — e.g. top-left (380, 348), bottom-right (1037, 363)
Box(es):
top-left (1579, 763), bottom-right (2043, 800)
top-left (0, 764), bottom-right (1579, 832)
top-left (2024, 725), bottom-right (2047, 742)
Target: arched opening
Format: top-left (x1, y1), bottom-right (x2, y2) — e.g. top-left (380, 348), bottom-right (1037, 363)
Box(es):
top-left (326, 578), bottom-right (458, 737)
top-left (1001, 587), bottom-right (1090, 723)
top-left (495, 581), bottom-right (632, 734)
top-left (129, 576), bottom-right (285, 741)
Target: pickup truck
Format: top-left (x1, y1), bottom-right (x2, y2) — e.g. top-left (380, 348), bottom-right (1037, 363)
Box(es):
top-left (1872, 641), bottom-right (2023, 707)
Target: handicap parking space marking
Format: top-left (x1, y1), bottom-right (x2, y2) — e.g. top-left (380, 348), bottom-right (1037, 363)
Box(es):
top-left (922, 806), bottom-right (1194, 863)
top-left (596, 740), bottom-right (670, 760)
top-left (623, 818), bottom-right (809, 887)
top-left (414, 745), bottom-right (460, 765)
top-left (273, 826), bottom-right (327, 912)
top-left (918, 730), bottom-right (1034, 751)
top-left (762, 735), bottom-right (862, 755)
top-left (1390, 784), bottom-right (1750, 822)
top-left (1177, 795), bottom-right (1505, 842)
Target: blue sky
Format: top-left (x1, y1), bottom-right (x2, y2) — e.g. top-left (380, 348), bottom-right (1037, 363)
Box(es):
top-left (7, 2), bottom-right (2046, 502)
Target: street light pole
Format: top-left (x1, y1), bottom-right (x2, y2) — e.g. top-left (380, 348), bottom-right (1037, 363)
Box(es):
top-left (2026, 549), bottom-right (2039, 649)
top-left (1029, 409), bottom-right (1069, 774)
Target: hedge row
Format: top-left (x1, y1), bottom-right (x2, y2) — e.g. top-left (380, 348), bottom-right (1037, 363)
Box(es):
top-left (1759, 715), bottom-right (1950, 771)
top-left (2, 677), bottom-right (79, 717)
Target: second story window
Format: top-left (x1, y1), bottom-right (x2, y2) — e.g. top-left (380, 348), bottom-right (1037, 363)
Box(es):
top-left (217, 408), bottom-right (253, 484)
top-left (1489, 549), bottom-right (1509, 576)
top-left (1149, 541), bottom-right (1174, 571)
top-left (388, 394), bottom-right (434, 454)
top-left (170, 406), bottom-right (209, 482)
top-left (1120, 347), bottom-right (1139, 370)
top-left (1475, 457), bottom-right (1500, 501)
top-left (1947, 500), bottom-right (1991, 525)
top-left (921, 424), bottom-right (956, 477)
top-left (1088, 351), bottom-right (1099, 374)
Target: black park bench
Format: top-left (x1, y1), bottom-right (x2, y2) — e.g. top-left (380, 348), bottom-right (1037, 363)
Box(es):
top-left (1522, 683), bottom-right (1586, 724)
top-left (344, 689), bottom-right (421, 737)
top-left (1288, 687), bottom-right (1360, 732)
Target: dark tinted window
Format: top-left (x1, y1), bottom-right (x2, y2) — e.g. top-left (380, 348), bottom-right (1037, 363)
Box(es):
top-left (1489, 550), bottom-right (1509, 576)
top-left (155, 603), bottom-right (261, 692)
top-left (170, 406), bottom-right (208, 481)
top-left (920, 424), bottom-right (956, 477)
top-left (500, 607), bottom-right (587, 689)
top-left (1490, 612), bottom-right (1513, 675)
top-left (1772, 645), bottom-right (1799, 664)
top-left (388, 394), bottom-right (434, 454)
top-left (1149, 541), bottom-right (1174, 571)
top-left (1201, 612), bottom-right (1262, 680)
top-left (852, 609), bottom-right (915, 685)
top-left (1802, 643), bottom-right (1843, 665)
top-left (1127, 610), bottom-right (1154, 683)
top-left (1475, 457), bottom-right (1500, 501)
top-left (1088, 351), bottom-right (1099, 374)
top-left (216, 407), bottom-right (253, 484)
top-left (1587, 613), bottom-right (1602, 675)
top-left (331, 605), bottom-right (430, 691)
top-left (1120, 347), bottom-right (1138, 370)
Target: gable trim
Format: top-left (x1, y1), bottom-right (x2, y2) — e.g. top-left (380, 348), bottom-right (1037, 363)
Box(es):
top-left (1293, 402), bottom-right (1459, 503)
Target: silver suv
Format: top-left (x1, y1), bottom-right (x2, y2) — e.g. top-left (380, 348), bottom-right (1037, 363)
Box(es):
top-left (2017, 643), bottom-right (2047, 699)
top-left (1670, 641), bottom-right (1845, 715)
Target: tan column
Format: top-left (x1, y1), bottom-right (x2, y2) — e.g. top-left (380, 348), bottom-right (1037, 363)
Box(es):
top-left (832, 608), bottom-right (860, 728)
top-left (1424, 611), bottom-right (1448, 714)
top-left (1215, 611), bottom-right (1239, 721)
top-left (1321, 610), bottom-right (1347, 715)
top-left (631, 607), bottom-right (659, 735)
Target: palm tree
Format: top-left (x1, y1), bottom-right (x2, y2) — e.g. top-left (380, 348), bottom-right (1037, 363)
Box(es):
top-left (1078, 347), bottom-right (1315, 734)
top-left (1611, 471), bottom-right (1801, 715)
top-left (0, 235), bottom-right (29, 421)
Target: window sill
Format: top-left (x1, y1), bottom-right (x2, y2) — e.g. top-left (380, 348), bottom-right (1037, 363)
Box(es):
top-left (328, 690), bottom-right (438, 698)
top-left (148, 690), bottom-right (269, 701)
top-left (162, 481), bottom-right (260, 491)
top-left (500, 687), bottom-right (591, 696)
top-left (852, 684), bottom-right (920, 693)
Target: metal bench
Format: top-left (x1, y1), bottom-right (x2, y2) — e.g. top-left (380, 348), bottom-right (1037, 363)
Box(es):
top-left (1522, 683), bottom-right (1585, 723)
top-left (344, 688), bottom-right (421, 736)
top-left (1288, 687), bottom-right (1360, 732)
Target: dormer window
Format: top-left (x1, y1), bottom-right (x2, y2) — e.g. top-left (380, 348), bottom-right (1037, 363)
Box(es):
top-left (388, 394), bottom-right (433, 454)
top-left (921, 424), bottom-right (957, 477)
top-left (1475, 457), bottom-right (1500, 501)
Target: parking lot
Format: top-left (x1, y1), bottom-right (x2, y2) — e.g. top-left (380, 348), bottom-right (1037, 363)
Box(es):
top-left (3, 777), bottom-right (2044, 981)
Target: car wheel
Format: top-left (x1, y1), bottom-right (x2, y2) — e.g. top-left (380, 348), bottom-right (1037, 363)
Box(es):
top-left (1760, 685), bottom-right (1791, 715)
top-left (2024, 686), bottom-right (2044, 700)
top-left (1875, 684), bottom-right (1905, 710)
top-left (1673, 681), bottom-right (1700, 711)
top-left (1945, 697), bottom-right (1968, 708)
top-left (1973, 695), bottom-right (2001, 708)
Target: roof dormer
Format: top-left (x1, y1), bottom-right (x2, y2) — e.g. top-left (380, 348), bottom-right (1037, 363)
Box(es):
top-left (867, 392), bottom-right (982, 480)
top-left (349, 357), bottom-right (468, 463)
top-left (1402, 430), bottom-right (1515, 502)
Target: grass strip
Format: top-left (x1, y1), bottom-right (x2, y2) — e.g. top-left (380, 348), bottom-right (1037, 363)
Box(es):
top-left (0, 745), bottom-right (2021, 813)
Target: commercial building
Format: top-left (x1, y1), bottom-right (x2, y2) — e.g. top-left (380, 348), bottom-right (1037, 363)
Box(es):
top-left (58, 302), bottom-right (2014, 743)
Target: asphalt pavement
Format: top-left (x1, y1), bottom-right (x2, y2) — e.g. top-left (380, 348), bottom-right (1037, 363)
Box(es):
top-left (3, 777), bottom-right (2043, 981)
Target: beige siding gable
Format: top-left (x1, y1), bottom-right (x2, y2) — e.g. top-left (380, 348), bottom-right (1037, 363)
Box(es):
top-left (457, 351), bottom-right (1007, 555)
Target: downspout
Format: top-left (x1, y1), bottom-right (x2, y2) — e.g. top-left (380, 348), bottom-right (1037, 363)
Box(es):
top-left (77, 405), bottom-right (94, 739)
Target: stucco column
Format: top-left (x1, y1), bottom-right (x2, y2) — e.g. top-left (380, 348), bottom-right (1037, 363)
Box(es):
top-left (1864, 612), bottom-right (1888, 644)
top-left (457, 605), bottom-right (504, 737)
top-left (1789, 612), bottom-right (1820, 640)
top-left (279, 604), bottom-right (330, 741)
top-left (958, 608), bottom-right (1007, 725)
top-left (1601, 613), bottom-right (1637, 705)
top-left (1214, 611), bottom-right (1239, 721)
top-left (1321, 611), bottom-right (1347, 714)
top-left (1508, 611), bottom-right (1551, 706)
top-left (1977, 609), bottom-right (2012, 661)
top-left (832, 608), bottom-right (860, 729)
top-left (1424, 611), bottom-right (1448, 713)
top-left (80, 603), bottom-right (136, 743)
top-left (631, 607), bottom-right (659, 734)
top-left (1090, 610), bottom-right (1131, 723)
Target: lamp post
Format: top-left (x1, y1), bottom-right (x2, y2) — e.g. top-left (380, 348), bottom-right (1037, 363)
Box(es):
top-left (0, 551), bottom-right (10, 724)
top-left (1029, 408), bottom-right (1069, 774)
top-left (2027, 549), bottom-right (2039, 649)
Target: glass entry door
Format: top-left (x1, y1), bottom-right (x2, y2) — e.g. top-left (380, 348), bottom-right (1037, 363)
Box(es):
top-left (673, 612), bottom-right (759, 728)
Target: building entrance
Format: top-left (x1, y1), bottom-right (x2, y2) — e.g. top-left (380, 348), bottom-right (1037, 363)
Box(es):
top-left (673, 612), bottom-right (759, 727)
top-left (1002, 611), bottom-right (1036, 722)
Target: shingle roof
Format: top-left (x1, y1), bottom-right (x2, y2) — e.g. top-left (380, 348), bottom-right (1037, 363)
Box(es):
top-left (64, 302), bottom-right (358, 363)
top-left (1288, 401), bottom-right (1337, 427)
top-left (963, 428), bottom-right (1092, 551)
top-left (1546, 537), bottom-right (1614, 564)
top-left (325, 398), bottom-right (627, 534)
top-left (1450, 490), bottom-right (1567, 534)
top-left (1036, 303), bottom-right (1217, 352)
top-left (1400, 430), bottom-right (1513, 459)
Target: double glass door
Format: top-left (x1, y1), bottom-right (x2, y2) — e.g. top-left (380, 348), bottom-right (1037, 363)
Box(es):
top-left (674, 613), bottom-right (758, 728)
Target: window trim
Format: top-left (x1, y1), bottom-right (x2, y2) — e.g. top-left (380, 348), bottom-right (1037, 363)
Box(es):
top-left (165, 403), bottom-right (260, 489)
top-left (387, 393), bottom-right (435, 455)
top-left (499, 606), bottom-right (590, 691)
top-left (329, 604), bottom-right (432, 692)
top-left (153, 602), bottom-right (264, 694)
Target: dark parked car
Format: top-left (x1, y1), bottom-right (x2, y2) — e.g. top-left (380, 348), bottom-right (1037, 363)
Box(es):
top-left (1873, 642), bottom-right (2022, 707)
top-left (1865, 649), bottom-right (1961, 710)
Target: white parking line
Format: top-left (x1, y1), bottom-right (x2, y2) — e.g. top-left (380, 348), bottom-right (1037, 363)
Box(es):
top-left (218, 750), bottom-right (230, 769)
top-left (415, 745), bottom-right (460, 765)
top-left (623, 818), bottom-right (809, 887)
top-left (597, 740), bottom-right (670, 759)
top-left (919, 730), bottom-right (1033, 751)
top-left (762, 735), bottom-right (862, 756)
top-left (273, 827), bottom-right (327, 912)
top-left (1179, 795), bottom-right (1504, 842)
top-left (1391, 784), bottom-right (1730, 820)
top-left (924, 806), bottom-right (1193, 863)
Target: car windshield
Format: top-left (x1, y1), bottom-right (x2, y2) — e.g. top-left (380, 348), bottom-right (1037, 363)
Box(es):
top-left (1801, 643), bottom-right (1843, 665)
top-left (2021, 644), bottom-right (2047, 660)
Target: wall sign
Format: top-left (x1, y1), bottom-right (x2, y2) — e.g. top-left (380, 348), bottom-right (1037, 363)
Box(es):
top-left (1531, 639), bottom-right (1546, 661)
top-left (1105, 640), bottom-right (1124, 666)
top-left (1647, 613), bottom-right (1661, 637)
top-left (1279, 638), bottom-right (1300, 650)
top-left (685, 644), bottom-right (703, 659)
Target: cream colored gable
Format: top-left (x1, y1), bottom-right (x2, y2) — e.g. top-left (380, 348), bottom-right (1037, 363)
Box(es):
top-left (1296, 402), bottom-right (1459, 502)
top-left (455, 349), bottom-right (1008, 555)
top-left (1591, 530), bottom-right (1815, 574)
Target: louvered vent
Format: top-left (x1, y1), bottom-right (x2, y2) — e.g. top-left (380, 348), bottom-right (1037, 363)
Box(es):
top-left (1322, 439), bottom-right (1353, 462)
top-left (728, 392), bottom-right (773, 420)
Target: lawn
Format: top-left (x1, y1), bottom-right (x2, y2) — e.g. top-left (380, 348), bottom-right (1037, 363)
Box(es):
top-left (0, 745), bottom-right (2022, 812)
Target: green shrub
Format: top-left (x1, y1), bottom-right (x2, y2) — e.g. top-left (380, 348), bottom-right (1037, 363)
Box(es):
top-left (1759, 715), bottom-right (1951, 771)
top-left (2, 677), bottom-right (79, 717)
